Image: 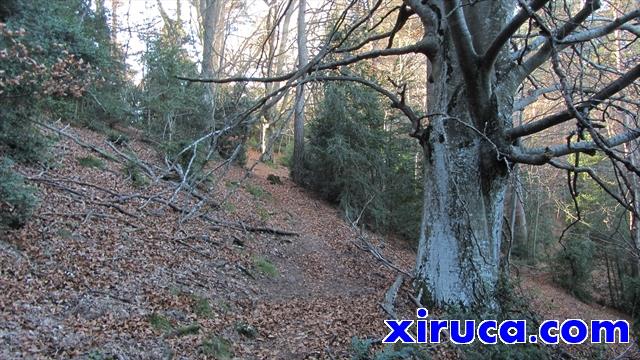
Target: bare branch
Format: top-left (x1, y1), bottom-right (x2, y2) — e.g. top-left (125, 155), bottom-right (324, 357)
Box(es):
top-left (548, 159), bottom-right (637, 216)
top-left (177, 41), bottom-right (430, 84)
top-left (513, 84), bottom-right (560, 111)
top-left (507, 63), bottom-right (640, 140)
top-left (510, 0), bottom-right (602, 85)
top-left (443, 0), bottom-right (479, 82)
top-left (558, 9), bottom-right (640, 45)
top-left (482, 0), bottom-right (550, 71)
top-left (510, 129), bottom-right (640, 165)
top-left (300, 75), bottom-right (422, 138)
top-left (386, 5), bottom-right (414, 49)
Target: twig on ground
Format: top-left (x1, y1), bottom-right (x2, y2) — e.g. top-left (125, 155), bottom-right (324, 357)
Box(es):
top-left (380, 274), bottom-right (404, 319)
top-left (352, 234), bottom-right (413, 278)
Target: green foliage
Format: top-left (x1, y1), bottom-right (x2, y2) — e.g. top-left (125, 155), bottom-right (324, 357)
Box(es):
top-left (222, 202), bottom-right (236, 213)
top-left (77, 155), bottom-right (105, 169)
top-left (1, 0), bottom-right (130, 163)
top-left (173, 323), bottom-right (200, 337)
top-left (148, 313), bottom-right (173, 333)
top-left (350, 337), bottom-right (430, 360)
top-left (0, 157), bottom-right (38, 229)
top-left (553, 237), bottom-right (595, 302)
top-left (254, 256), bottom-right (278, 277)
top-left (137, 23), bottom-right (253, 172)
top-left (267, 174), bottom-right (283, 185)
top-left (462, 342), bottom-right (550, 360)
top-left (107, 131), bottom-right (130, 146)
top-left (245, 184), bottom-right (271, 199)
top-left (9, 0), bottom-right (128, 113)
top-left (0, 110), bottom-right (50, 164)
top-left (122, 160), bottom-right (149, 188)
top-left (350, 337), bottom-right (372, 360)
top-left (192, 295), bottom-right (213, 318)
top-left (301, 80), bottom-right (422, 240)
top-left (621, 275), bottom-right (640, 345)
top-left (139, 35), bottom-right (208, 141)
top-left (280, 140), bottom-right (294, 168)
top-left (201, 336), bottom-right (232, 359)
top-left (235, 322), bottom-right (258, 338)
top-left (256, 206), bottom-right (271, 222)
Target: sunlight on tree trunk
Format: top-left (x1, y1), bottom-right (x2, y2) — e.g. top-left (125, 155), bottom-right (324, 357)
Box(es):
top-left (292, 0), bottom-right (308, 182)
top-left (200, 0), bottom-right (223, 130)
top-left (408, 0), bottom-right (516, 307)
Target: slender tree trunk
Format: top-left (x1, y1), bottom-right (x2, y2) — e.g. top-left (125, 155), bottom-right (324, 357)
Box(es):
top-left (291, 0), bottom-right (308, 182)
top-left (615, 22), bottom-right (640, 273)
top-left (200, 0), bottom-right (223, 130)
top-left (505, 173), bottom-right (528, 253)
top-left (111, 0), bottom-right (119, 46)
top-left (531, 190), bottom-right (541, 262)
top-left (261, 1), bottom-right (294, 162)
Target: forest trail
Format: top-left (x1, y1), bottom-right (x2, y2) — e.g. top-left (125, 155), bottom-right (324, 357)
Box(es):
top-left (0, 125), bottom-right (636, 359)
top-left (224, 151), bottom-right (418, 358)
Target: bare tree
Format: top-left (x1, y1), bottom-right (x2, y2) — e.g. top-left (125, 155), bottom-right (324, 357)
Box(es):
top-left (258, 0), bottom-right (296, 161)
top-left (291, 0), bottom-right (308, 182)
top-left (194, 0), bottom-right (225, 129)
top-left (181, 0), bottom-right (640, 308)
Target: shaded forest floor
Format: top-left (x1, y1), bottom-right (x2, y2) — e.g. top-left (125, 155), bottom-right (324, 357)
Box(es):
top-left (0, 124), bottom-right (637, 359)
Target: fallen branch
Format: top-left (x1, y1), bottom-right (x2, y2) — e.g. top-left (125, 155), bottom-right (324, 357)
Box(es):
top-left (352, 235), bottom-right (413, 278)
top-left (172, 236), bottom-right (214, 259)
top-left (236, 264), bottom-right (256, 279)
top-left (106, 141), bottom-right (159, 180)
top-left (37, 121), bottom-right (120, 162)
top-left (30, 177), bottom-right (140, 220)
top-left (380, 274), bottom-right (404, 319)
top-left (211, 219), bottom-right (299, 236)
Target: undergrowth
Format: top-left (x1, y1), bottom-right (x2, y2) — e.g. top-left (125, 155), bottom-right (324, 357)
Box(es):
top-left (77, 155), bottom-right (105, 169)
top-left (254, 256), bottom-right (278, 277)
top-left (0, 157), bottom-right (39, 229)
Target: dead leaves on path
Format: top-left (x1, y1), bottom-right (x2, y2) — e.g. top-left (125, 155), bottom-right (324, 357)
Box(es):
top-left (0, 126), bottom-right (416, 359)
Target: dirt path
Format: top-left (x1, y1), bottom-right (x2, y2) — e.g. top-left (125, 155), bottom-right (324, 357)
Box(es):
top-left (0, 129), bottom-right (415, 359)
top-left (1, 128), bottom-right (636, 359)
top-left (226, 154), bottom-right (415, 358)
top-left (518, 268), bottom-right (638, 359)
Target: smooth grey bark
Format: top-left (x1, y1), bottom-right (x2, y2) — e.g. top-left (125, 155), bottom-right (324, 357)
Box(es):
top-left (291, 0), bottom-right (308, 182)
top-left (505, 174), bottom-right (528, 254)
top-left (199, 0), bottom-right (224, 129)
top-left (415, 79), bottom-right (510, 307)
top-left (616, 21), bottom-right (640, 271)
top-left (260, 1), bottom-right (294, 161)
top-left (407, 0), bottom-right (638, 307)
top-left (411, 0), bottom-right (515, 308)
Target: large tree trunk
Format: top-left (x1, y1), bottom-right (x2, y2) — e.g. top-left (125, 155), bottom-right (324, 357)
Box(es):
top-left (414, 30), bottom-right (511, 307)
top-left (415, 131), bottom-right (508, 307)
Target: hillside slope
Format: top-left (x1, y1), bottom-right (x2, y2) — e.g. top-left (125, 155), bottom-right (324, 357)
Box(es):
top-left (0, 124), bottom-right (636, 359)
